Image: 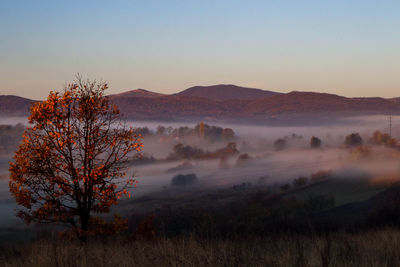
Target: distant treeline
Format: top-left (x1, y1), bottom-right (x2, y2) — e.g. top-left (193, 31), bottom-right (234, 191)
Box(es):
top-left (134, 122), bottom-right (235, 142)
top-left (167, 142), bottom-right (239, 160)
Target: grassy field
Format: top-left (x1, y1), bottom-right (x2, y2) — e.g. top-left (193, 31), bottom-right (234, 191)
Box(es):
top-left (284, 178), bottom-right (388, 207)
top-left (1, 175), bottom-right (399, 266)
top-left (2, 228), bottom-right (400, 267)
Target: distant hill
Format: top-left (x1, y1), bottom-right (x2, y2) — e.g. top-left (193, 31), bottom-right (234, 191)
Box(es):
top-left (0, 95), bottom-right (35, 116)
top-left (110, 90), bottom-right (400, 124)
top-left (175, 84), bottom-right (281, 100)
top-left (114, 89), bottom-right (165, 98)
top-left (110, 94), bottom-right (227, 121)
top-left (242, 91), bottom-right (399, 116)
top-left (2, 86), bottom-right (400, 125)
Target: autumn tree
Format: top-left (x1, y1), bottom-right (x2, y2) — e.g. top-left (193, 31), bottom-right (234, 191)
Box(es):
top-left (221, 128), bottom-right (235, 140)
top-left (371, 130), bottom-right (397, 147)
top-left (9, 76), bottom-right (142, 240)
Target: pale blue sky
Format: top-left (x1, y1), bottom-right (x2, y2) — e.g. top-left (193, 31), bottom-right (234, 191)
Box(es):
top-left (1, 0), bottom-right (399, 99)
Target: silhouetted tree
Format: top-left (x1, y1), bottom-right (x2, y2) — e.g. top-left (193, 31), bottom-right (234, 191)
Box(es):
top-left (156, 125), bottom-right (166, 136)
top-left (171, 173), bottom-right (198, 186)
top-left (221, 128), bottom-right (235, 140)
top-left (235, 153), bottom-right (252, 167)
top-left (371, 130), bottom-right (397, 147)
top-left (345, 133), bottom-right (363, 147)
top-left (274, 138), bottom-right (287, 151)
top-left (310, 136), bottom-right (321, 148)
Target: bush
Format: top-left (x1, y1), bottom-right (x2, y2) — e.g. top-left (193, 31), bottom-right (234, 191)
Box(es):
top-left (235, 153), bottom-right (252, 167)
top-left (169, 143), bottom-right (206, 160)
top-left (345, 133), bottom-right (363, 147)
top-left (371, 130), bottom-right (397, 147)
top-left (310, 136), bottom-right (321, 148)
top-left (274, 138), bottom-right (287, 151)
top-left (171, 174), bottom-right (198, 186)
top-left (214, 142), bottom-right (239, 157)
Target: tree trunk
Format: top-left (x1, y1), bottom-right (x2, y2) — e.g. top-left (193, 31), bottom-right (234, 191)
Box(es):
top-left (79, 212), bottom-right (89, 242)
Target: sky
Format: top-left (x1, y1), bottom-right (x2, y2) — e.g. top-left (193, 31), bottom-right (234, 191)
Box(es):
top-left (1, 0), bottom-right (400, 99)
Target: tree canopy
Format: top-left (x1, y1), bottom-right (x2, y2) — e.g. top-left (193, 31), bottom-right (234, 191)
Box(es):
top-left (9, 76), bottom-right (142, 239)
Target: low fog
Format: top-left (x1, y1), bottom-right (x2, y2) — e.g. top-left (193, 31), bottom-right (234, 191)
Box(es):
top-left (1, 115), bottom-right (400, 227)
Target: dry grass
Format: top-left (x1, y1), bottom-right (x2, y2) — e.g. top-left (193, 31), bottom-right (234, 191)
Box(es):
top-left (2, 228), bottom-right (400, 267)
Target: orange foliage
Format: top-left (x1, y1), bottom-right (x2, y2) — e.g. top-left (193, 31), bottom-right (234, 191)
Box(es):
top-left (371, 130), bottom-right (397, 147)
top-left (9, 76), bottom-right (142, 240)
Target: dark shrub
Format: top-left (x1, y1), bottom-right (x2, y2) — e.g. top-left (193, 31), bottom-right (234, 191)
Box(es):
top-left (235, 153), bottom-right (252, 167)
top-left (310, 136), bottom-right (322, 148)
top-left (170, 143), bottom-right (205, 160)
top-left (274, 138), bottom-right (287, 151)
top-left (171, 173), bottom-right (198, 186)
top-left (345, 133), bottom-right (363, 147)
top-left (214, 142), bottom-right (239, 157)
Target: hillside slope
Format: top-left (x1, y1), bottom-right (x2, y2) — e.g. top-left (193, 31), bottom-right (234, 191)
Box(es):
top-left (114, 89), bottom-right (165, 98)
top-left (0, 95), bottom-right (35, 116)
top-left (175, 84), bottom-right (281, 100)
top-left (2, 87), bottom-right (400, 124)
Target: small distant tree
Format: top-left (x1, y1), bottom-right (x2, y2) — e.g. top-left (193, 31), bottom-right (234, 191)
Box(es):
top-left (214, 142), bottom-right (239, 157)
top-left (345, 133), bottom-right (363, 147)
top-left (156, 125), bottom-right (166, 136)
top-left (371, 130), bottom-right (397, 147)
top-left (274, 138), bottom-right (287, 151)
top-left (171, 173), bottom-right (198, 186)
top-left (9, 76), bottom-right (142, 240)
top-left (170, 143), bottom-right (205, 159)
top-left (221, 128), bottom-right (235, 140)
top-left (134, 127), bottom-right (152, 137)
top-left (310, 136), bottom-right (321, 148)
top-left (235, 153), bottom-right (251, 167)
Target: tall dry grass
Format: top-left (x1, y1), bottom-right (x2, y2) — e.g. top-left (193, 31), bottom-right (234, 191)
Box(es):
top-left (2, 228), bottom-right (400, 266)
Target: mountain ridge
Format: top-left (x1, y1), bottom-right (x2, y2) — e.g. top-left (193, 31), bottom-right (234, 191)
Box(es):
top-left (174, 84), bottom-right (281, 100)
top-left (114, 89), bottom-right (165, 98)
top-left (2, 85), bottom-right (400, 124)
